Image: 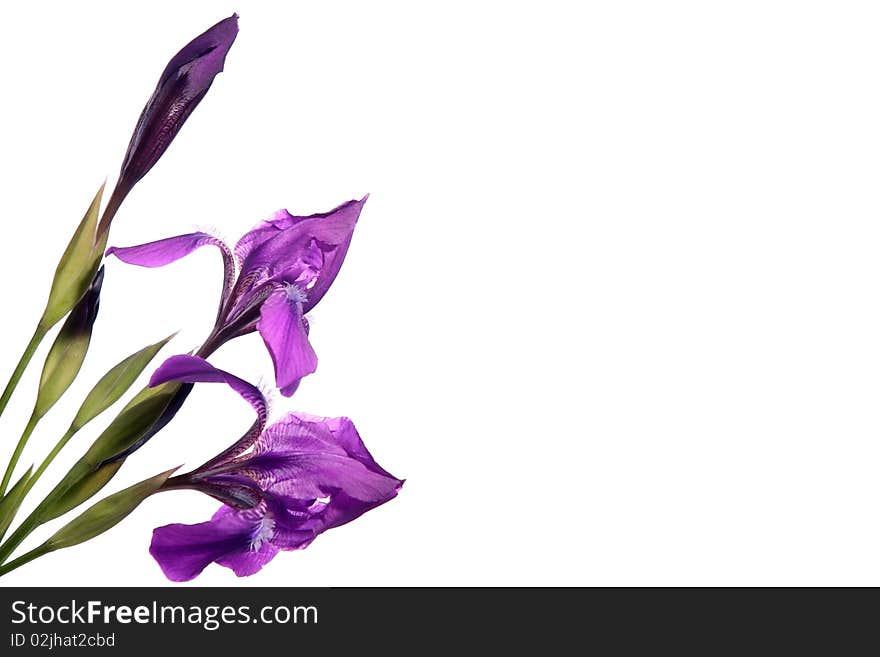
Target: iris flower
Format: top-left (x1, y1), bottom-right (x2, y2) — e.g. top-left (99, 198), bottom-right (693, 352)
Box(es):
top-left (145, 355), bottom-right (402, 581)
top-left (106, 197), bottom-right (366, 395)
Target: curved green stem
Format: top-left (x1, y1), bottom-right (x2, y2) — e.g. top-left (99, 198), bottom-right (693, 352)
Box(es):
top-left (0, 413), bottom-right (40, 495)
top-left (0, 542), bottom-right (51, 577)
top-left (0, 325), bottom-right (47, 423)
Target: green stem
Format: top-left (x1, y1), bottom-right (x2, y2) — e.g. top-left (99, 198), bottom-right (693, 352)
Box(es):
top-left (21, 427), bottom-right (78, 501)
top-left (0, 413), bottom-right (41, 495)
top-left (0, 542), bottom-right (51, 577)
top-left (0, 426), bottom-right (78, 538)
top-left (0, 325), bottom-right (48, 423)
top-left (0, 509), bottom-right (43, 565)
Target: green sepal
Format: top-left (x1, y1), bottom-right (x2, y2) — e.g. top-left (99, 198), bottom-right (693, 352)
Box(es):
top-left (37, 381), bottom-right (181, 522)
top-left (40, 460), bottom-right (124, 523)
top-left (70, 333), bottom-right (176, 432)
top-left (42, 184), bottom-right (108, 329)
top-left (46, 467), bottom-right (177, 550)
top-left (82, 381), bottom-right (182, 465)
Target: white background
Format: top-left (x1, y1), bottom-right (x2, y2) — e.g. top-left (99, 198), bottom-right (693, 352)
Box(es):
top-left (1, 1), bottom-right (880, 586)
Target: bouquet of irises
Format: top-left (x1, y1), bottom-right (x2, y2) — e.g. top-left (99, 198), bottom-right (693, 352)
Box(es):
top-left (0, 14), bottom-right (402, 582)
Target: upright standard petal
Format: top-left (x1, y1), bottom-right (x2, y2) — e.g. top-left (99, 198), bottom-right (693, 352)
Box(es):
top-left (237, 197), bottom-right (366, 310)
top-left (99, 14), bottom-right (239, 234)
top-left (256, 290), bottom-right (317, 396)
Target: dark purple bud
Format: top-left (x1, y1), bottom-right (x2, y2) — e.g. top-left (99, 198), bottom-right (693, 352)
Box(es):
top-left (33, 266), bottom-right (104, 419)
top-left (99, 14), bottom-right (239, 235)
top-left (64, 265), bottom-right (104, 337)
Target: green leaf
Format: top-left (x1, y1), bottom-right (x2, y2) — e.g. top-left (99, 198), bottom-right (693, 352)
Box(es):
top-left (42, 184), bottom-right (107, 328)
top-left (0, 468), bottom-right (33, 541)
top-left (69, 333), bottom-right (176, 432)
top-left (46, 467), bottom-right (177, 550)
top-left (82, 381), bottom-right (182, 465)
top-left (36, 378), bottom-right (181, 524)
top-left (40, 460), bottom-right (123, 523)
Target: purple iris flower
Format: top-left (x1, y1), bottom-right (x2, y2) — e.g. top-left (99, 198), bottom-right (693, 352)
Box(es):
top-left (99, 14), bottom-right (240, 235)
top-left (106, 197), bottom-right (366, 395)
top-left (145, 355), bottom-right (402, 581)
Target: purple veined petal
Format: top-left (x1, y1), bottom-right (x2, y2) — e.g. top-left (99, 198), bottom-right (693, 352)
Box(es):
top-left (99, 15), bottom-right (239, 235)
top-left (149, 354), bottom-right (267, 427)
top-left (300, 414), bottom-right (399, 480)
top-left (256, 290), bottom-right (317, 396)
top-left (243, 413), bottom-right (404, 505)
top-left (149, 505), bottom-right (262, 582)
top-left (106, 232), bottom-right (231, 267)
top-left (151, 499), bottom-right (317, 581)
top-left (238, 197), bottom-right (367, 297)
top-left (150, 507), bottom-right (262, 582)
top-left (308, 488), bottom-right (401, 532)
top-left (214, 495), bottom-right (316, 576)
top-left (302, 196), bottom-right (367, 313)
top-left (107, 233), bottom-right (236, 316)
top-left (233, 209), bottom-right (310, 263)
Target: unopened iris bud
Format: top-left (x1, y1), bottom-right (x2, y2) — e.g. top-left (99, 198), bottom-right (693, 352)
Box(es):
top-left (42, 184), bottom-right (105, 329)
top-left (98, 14), bottom-right (239, 236)
top-left (34, 266), bottom-right (104, 420)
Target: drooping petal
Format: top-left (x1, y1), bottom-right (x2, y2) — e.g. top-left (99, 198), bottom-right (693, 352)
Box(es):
top-left (256, 290), bottom-right (317, 396)
top-left (150, 499), bottom-right (317, 581)
top-left (100, 15), bottom-right (239, 234)
top-left (150, 505), bottom-right (268, 582)
top-left (149, 355), bottom-right (266, 426)
top-left (214, 496), bottom-right (316, 576)
top-left (108, 232), bottom-right (237, 321)
top-left (106, 232), bottom-right (231, 268)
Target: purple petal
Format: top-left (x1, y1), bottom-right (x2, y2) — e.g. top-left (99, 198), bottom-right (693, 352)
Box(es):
top-left (150, 500), bottom-right (316, 581)
top-left (245, 413), bottom-right (403, 524)
top-left (302, 196), bottom-right (367, 313)
top-left (214, 496), bottom-right (316, 576)
top-left (149, 506), bottom-right (261, 582)
top-left (100, 15), bottom-right (239, 235)
top-left (233, 209), bottom-right (310, 263)
top-left (106, 232), bottom-right (231, 268)
top-left (256, 290), bottom-right (317, 396)
top-left (238, 197), bottom-right (367, 313)
top-left (149, 355), bottom-right (266, 426)
top-left (107, 233), bottom-right (236, 314)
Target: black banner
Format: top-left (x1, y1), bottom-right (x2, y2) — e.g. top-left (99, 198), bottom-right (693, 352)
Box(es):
top-left (0, 587), bottom-right (871, 651)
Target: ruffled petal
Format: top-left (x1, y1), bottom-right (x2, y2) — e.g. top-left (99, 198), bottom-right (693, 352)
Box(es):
top-left (256, 290), bottom-right (317, 396)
